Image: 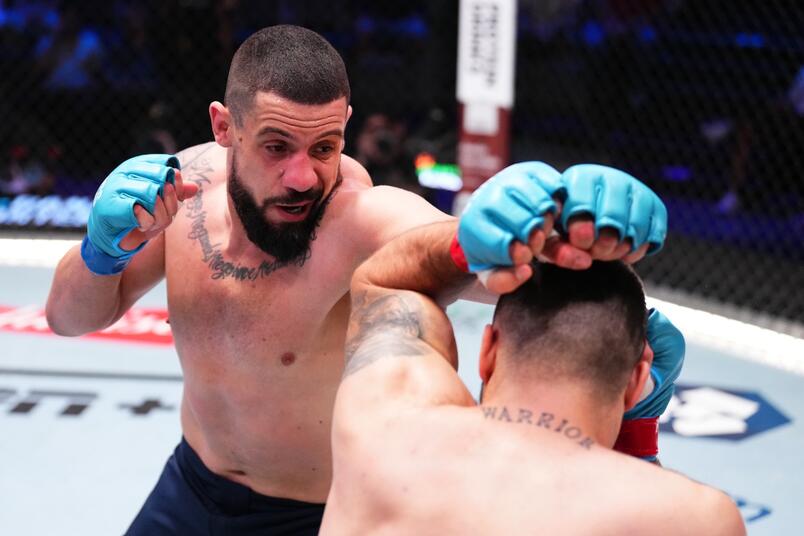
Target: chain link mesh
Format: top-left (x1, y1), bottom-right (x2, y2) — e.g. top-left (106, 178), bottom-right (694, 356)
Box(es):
top-left (2, 0), bottom-right (802, 322)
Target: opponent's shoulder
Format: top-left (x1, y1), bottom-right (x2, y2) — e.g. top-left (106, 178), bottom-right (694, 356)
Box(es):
top-left (662, 480), bottom-right (744, 535)
top-left (695, 486), bottom-right (745, 536)
top-left (620, 458), bottom-right (745, 535)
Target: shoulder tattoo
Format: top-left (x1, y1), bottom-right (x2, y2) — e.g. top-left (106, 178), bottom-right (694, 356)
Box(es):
top-left (177, 143), bottom-right (216, 186)
top-left (344, 291), bottom-right (429, 376)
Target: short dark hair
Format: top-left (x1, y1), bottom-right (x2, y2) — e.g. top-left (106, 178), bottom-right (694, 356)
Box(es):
top-left (494, 261), bottom-right (647, 400)
top-left (225, 25), bottom-right (351, 126)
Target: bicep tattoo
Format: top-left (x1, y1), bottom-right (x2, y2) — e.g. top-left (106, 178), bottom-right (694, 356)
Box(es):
top-left (344, 291), bottom-right (430, 377)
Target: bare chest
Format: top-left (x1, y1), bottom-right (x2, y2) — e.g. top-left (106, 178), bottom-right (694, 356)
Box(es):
top-left (163, 190), bottom-right (359, 374)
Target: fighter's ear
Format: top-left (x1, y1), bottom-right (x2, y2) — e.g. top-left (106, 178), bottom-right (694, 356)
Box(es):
top-left (624, 342), bottom-right (654, 411)
top-left (210, 101), bottom-right (234, 148)
top-left (478, 324), bottom-right (499, 384)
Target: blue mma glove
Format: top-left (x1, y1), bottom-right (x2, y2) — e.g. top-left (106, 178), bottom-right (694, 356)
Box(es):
top-left (615, 308), bottom-right (685, 461)
top-left (82, 154), bottom-right (179, 275)
top-left (560, 164), bottom-right (667, 254)
top-left (455, 162), bottom-right (562, 272)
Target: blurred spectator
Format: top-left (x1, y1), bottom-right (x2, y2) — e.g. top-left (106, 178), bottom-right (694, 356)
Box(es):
top-left (0, 118), bottom-right (57, 197)
top-left (1, 0), bottom-right (59, 102)
top-left (130, 101), bottom-right (178, 155)
top-left (103, 0), bottom-right (157, 93)
top-left (355, 113), bottom-right (419, 192)
top-left (715, 65), bottom-right (804, 215)
top-left (33, 0), bottom-right (104, 91)
top-left (0, 0), bottom-right (59, 39)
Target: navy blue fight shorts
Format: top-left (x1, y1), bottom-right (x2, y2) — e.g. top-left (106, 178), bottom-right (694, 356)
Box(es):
top-left (126, 438), bottom-right (324, 535)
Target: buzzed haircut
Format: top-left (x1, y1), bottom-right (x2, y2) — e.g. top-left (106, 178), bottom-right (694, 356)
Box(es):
top-left (494, 261), bottom-right (647, 400)
top-left (225, 25), bottom-right (351, 126)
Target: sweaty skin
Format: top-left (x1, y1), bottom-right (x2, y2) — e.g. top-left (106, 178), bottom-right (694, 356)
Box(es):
top-left (46, 93), bottom-right (452, 502)
top-left (45, 91), bottom-right (662, 507)
top-left (320, 224), bottom-right (746, 536)
top-left (170, 144), bottom-right (373, 501)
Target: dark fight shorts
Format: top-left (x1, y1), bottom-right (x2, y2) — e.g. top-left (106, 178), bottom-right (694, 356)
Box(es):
top-left (125, 438), bottom-right (325, 535)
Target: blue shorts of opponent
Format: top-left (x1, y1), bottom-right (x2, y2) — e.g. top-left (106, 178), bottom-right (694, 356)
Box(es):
top-left (126, 438), bottom-right (324, 535)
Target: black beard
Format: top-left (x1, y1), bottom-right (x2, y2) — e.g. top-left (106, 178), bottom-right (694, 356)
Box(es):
top-left (228, 156), bottom-right (339, 264)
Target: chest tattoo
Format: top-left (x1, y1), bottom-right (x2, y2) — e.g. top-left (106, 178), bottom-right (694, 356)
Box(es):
top-left (181, 149), bottom-right (300, 281)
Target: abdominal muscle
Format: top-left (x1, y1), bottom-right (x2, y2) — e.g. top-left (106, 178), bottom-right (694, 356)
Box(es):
top-left (173, 295), bottom-right (350, 503)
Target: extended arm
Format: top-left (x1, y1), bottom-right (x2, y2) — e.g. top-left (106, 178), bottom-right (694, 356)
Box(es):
top-left (346, 221), bottom-right (470, 376)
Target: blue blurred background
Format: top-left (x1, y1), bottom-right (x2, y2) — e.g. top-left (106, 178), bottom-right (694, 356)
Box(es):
top-left (1, 0), bottom-right (802, 323)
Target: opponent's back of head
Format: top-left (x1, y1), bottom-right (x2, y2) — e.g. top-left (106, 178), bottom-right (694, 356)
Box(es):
top-left (225, 25), bottom-right (350, 125)
top-left (494, 261), bottom-right (647, 400)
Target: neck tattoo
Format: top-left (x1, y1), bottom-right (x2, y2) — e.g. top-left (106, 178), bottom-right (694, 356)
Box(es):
top-left (480, 404), bottom-right (595, 450)
top-left (182, 153), bottom-right (306, 281)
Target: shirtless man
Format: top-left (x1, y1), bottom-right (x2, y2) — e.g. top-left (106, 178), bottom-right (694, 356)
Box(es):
top-left (322, 223), bottom-right (745, 535)
top-left (45, 25), bottom-right (669, 535)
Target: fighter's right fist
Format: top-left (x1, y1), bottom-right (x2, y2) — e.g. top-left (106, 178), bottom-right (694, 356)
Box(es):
top-left (81, 154), bottom-right (191, 275)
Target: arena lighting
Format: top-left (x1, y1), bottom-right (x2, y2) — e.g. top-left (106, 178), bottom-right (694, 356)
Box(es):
top-left (0, 195), bottom-right (91, 229)
top-left (1, 237), bottom-right (802, 378)
top-left (415, 152), bottom-right (463, 191)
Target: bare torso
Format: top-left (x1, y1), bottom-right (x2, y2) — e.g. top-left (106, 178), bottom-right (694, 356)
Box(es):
top-left (323, 404), bottom-right (721, 535)
top-left (165, 143), bottom-right (371, 501)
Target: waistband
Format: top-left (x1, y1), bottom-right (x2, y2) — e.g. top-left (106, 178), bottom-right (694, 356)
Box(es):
top-left (176, 437), bottom-right (326, 516)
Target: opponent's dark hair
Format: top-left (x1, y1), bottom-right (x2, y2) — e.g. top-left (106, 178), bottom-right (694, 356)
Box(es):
top-left (225, 25), bottom-right (350, 126)
top-left (494, 261), bottom-right (647, 400)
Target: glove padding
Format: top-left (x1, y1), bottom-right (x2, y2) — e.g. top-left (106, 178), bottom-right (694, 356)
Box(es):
top-left (625, 308), bottom-right (685, 421)
top-left (87, 154), bottom-right (179, 258)
top-left (456, 162), bottom-right (668, 273)
top-left (560, 164), bottom-right (667, 254)
top-left (615, 308), bottom-right (685, 461)
top-left (457, 162), bottom-right (563, 272)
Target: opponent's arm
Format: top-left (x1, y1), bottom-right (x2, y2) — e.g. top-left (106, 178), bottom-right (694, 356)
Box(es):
top-left (359, 161), bottom-right (668, 297)
top-left (341, 221), bottom-right (476, 409)
top-left (452, 162), bottom-right (668, 283)
top-left (46, 147), bottom-right (202, 335)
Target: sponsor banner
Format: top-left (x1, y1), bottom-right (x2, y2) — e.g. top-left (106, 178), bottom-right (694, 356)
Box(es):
top-left (660, 384), bottom-right (791, 440)
top-left (0, 305), bottom-right (173, 345)
top-left (457, 0), bottom-right (517, 107)
top-left (0, 195), bottom-right (91, 230)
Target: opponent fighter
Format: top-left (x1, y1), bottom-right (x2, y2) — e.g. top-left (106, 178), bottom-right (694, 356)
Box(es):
top-left (45, 25), bottom-right (669, 534)
top-left (322, 221), bottom-right (745, 535)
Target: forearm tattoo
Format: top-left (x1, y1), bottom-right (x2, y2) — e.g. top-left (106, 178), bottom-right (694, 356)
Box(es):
top-left (480, 405), bottom-right (595, 450)
top-left (344, 291), bottom-right (429, 376)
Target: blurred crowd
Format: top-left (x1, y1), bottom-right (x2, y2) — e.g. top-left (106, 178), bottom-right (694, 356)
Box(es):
top-left (2, 0), bottom-right (804, 220)
top-left (1, 0), bottom-right (460, 198)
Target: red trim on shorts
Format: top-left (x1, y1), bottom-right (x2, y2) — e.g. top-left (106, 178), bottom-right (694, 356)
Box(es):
top-left (613, 417), bottom-right (659, 458)
top-left (450, 235), bottom-right (469, 273)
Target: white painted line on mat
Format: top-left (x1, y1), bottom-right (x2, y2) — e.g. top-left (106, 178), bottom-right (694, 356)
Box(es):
top-left (0, 238), bottom-right (78, 267)
top-left (648, 297), bottom-right (804, 377)
top-left (2, 238), bottom-right (802, 377)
